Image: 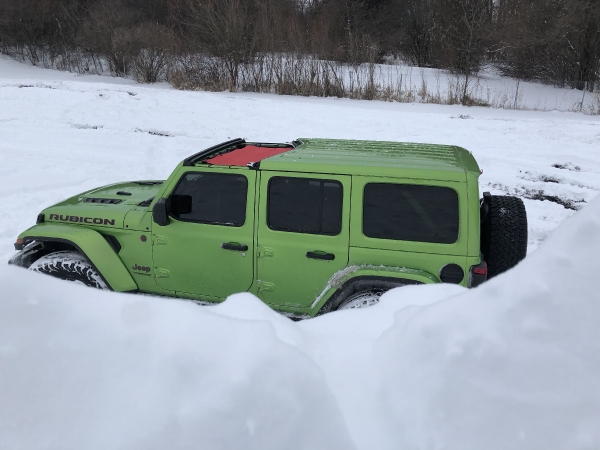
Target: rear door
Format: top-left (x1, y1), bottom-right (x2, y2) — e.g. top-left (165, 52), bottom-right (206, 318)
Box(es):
top-left (348, 176), bottom-right (469, 285)
top-left (255, 172), bottom-right (351, 309)
top-left (152, 167), bottom-right (256, 300)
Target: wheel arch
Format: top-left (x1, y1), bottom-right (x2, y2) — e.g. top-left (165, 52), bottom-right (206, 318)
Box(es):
top-left (13, 224), bottom-right (138, 292)
top-left (312, 266), bottom-right (437, 315)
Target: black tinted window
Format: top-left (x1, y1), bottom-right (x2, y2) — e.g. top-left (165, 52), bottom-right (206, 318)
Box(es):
top-left (172, 172), bottom-right (247, 226)
top-left (363, 183), bottom-right (458, 243)
top-left (268, 177), bottom-right (343, 235)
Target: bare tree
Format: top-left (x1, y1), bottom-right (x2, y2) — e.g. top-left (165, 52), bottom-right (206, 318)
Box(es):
top-left (434, 0), bottom-right (493, 103)
top-left (0, 0), bottom-right (597, 94)
top-left (568, 0), bottom-right (600, 90)
top-left (178, 0), bottom-right (258, 89)
top-left (76, 0), bottom-right (140, 76)
top-left (126, 23), bottom-right (175, 83)
top-left (494, 0), bottom-right (599, 89)
top-left (393, 0), bottom-right (435, 67)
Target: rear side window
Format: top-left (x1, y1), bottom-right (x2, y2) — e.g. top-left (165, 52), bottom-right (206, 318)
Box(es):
top-left (171, 172), bottom-right (248, 226)
top-left (268, 177), bottom-right (343, 235)
top-left (363, 183), bottom-right (459, 243)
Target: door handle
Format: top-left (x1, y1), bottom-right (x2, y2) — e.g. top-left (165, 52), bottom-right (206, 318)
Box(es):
top-left (221, 242), bottom-right (248, 252)
top-left (306, 251), bottom-right (335, 261)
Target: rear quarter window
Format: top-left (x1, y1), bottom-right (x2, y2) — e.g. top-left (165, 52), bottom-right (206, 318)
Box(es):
top-left (363, 183), bottom-right (459, 244)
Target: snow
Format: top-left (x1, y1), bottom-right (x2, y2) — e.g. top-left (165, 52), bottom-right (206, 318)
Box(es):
top-left (1, 56), bottom-right (600, 449)
top-left (1, 55), bottom-right (599, 261)
top-left (389, 64), bottom-right (600, 113)
top-left (2, 196), bottom-right (600, 450)
top-left (0, 277), bottom-right (355, 450)
top-left (374, 194), bottom-right (600, 449)
top-left (374, 200), bottom-right (600, 449)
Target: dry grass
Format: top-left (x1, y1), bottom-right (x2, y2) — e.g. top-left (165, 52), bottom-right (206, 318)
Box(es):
top-left (170, 54), bottom-right (543, 111)
top-left (4, 45), bottom-right (598, 115)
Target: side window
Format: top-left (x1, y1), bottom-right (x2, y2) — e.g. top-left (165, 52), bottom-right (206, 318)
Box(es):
top-left (363, 183), bottom-right (459, 243)
top-left (171, 172), bottom-right (248, 226)
top-left (268, 177), bottom-right (343, 235)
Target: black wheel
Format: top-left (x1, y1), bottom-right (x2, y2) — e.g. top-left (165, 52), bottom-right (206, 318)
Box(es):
top-left (481, 195), bottom-right (528, 278)
top-left (337, 290), bottom-right (385, 310)
top-left (28, 251), bottom-right (108, 289)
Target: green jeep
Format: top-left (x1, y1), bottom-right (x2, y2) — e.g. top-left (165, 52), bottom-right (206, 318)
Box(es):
top-left (9, 138), bottom-right (527, 318)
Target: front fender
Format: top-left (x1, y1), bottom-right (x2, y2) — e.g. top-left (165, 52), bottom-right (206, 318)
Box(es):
top-left (17, 223), bottom-right (138, 292)
top-left (311, 265), bottom-right (438, 315)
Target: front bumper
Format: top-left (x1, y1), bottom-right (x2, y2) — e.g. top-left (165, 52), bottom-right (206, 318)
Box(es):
top-left (8, 241), bottom-right (44, 268)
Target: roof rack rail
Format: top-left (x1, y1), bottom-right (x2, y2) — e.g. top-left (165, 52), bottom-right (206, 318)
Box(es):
top-left (183, 138), bottom-right (246, 166)
top-left (246, 142), bottom-right (296, 149)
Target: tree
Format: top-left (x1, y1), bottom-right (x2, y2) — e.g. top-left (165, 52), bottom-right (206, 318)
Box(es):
top-left (495, 0), bottom-right (599, 89)
top-left (393, 0), bottom-right (435, 67)
top-left (177, 0), bottom-right (258, 89)
top-left (434, 0), bottom-right (493, 102)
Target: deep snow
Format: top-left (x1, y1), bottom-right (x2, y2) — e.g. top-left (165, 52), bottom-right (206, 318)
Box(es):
top-left (1, 186), bottom-right (600, 450)
top-left (1, 56), bottom-right (600, 450)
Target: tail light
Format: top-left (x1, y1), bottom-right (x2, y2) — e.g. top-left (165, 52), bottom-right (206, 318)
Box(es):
top-left (469, 260), bottom-right (487, 287)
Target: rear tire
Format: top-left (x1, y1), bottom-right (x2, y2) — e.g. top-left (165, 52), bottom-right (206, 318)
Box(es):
top-left (29, 251), bottom-right (108, 289)
top-left (337, 290), bottom-right (384, 310)
top-left (481, 195), bottom-right (528, 278)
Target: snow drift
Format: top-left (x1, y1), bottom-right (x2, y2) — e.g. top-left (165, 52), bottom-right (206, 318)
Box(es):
top-left (2, 196), bottom-right (600, 450)
top-left (0, 280), bottom-right (356, 450)
top-left (375, 195), bottom-right (600, 449)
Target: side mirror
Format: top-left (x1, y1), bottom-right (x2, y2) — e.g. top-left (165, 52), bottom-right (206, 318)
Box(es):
top-left (171, 194), bottom-right (192, 216)
top-left (152, 198), bottom-right (169, 226)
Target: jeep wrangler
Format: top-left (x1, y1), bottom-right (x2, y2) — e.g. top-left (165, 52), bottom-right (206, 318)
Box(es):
top-left (9, 138), bottom-right (527, 318)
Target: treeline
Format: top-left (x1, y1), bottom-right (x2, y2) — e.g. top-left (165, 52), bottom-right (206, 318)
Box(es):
top-left (0, 0), bottom-right (598, 91)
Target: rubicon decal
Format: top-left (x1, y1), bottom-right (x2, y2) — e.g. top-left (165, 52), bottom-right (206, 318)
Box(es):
top-left (48, 214), bottom-right (116, 226)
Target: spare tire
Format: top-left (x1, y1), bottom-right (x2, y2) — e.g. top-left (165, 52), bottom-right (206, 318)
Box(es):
top-left (480, 194), bottom-right (528, 278)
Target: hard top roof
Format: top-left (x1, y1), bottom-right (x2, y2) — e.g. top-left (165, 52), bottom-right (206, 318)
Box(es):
top-left (259, 138), bottom-right (480, 182)
top-left (185, 138), bottom-right (481, 182)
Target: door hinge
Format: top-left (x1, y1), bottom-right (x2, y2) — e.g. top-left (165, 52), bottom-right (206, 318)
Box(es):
top-left (256, 280), bottom-right (274, 292)
top-left (154, 267), bottom-right (169, 278)
top-left (153, 235), bottom-right (167, 245)
top-left (257, 246), bottom-right (274, 257)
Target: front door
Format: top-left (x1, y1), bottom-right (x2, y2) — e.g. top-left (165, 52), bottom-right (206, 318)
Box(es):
top-left (255, 172), bottom-right (351, 309)
top-left (152, 167), bottom-right (256, 300)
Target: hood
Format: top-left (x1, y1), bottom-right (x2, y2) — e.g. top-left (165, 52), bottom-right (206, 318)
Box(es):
top-left (42, 181), bottom-right (164, 229)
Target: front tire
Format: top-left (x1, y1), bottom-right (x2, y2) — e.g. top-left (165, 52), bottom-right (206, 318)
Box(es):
top-left (28, 251), bottom-right (108, 289)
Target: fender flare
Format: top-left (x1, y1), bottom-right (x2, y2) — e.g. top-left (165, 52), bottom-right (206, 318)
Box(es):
top-left (17, 223), bottom-right (138, 292)
top-left (312, 265), bottom-right (438, 315)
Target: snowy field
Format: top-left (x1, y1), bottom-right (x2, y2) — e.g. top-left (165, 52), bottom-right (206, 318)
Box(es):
top-left (381, 63), bottom-right (600, 113)
top-left (1, 56), bottom-right (600, 449)
top-left (1, 56), bottom-right (600, 261)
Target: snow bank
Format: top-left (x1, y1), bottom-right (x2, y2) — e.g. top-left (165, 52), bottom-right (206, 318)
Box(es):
top-left (0, 275), bottom-right (355, 450)
top-left (2, 56), bottom-right (600, 449)
top-left (375, 196), bottom-right (600, 450)
top-left (2, 197), bottom-right (600, 450)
